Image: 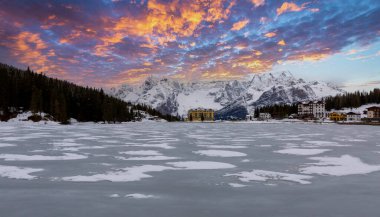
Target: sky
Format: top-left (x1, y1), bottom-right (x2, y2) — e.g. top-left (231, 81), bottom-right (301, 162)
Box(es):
top-left (0, 0), bottom-right (379, 91)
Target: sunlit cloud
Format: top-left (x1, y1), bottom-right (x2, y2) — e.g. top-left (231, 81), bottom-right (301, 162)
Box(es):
top-left (276, 2), bottom-right (305, 16)
top-left (0, 0), bottom-right (379, 87)
top-left (251, 0), bottom-right (265, 8)
top-left (264, 32), bottom-right (276, 38)
top-left (231, 19), bottom-right (250, 31)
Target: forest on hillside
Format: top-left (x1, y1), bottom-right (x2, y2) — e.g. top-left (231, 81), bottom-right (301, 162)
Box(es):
top-left (325, 89), bottom-right (380, 110)
top-left (0, 63), bottom-right (178, 123)
top-left (255, 88), bottom-right (380, 118)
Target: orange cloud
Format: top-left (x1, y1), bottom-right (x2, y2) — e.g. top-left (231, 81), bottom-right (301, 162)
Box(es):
top-left (264, 32), bottom-right (276, 38)
top-left (231, 19), bottom-right (250, 31)
top-left (276, 2), bottom-right (304, 16)
top-left (95, 0), bottom-right (234, 56)
top-left (278, 39), bottom-right (286, 46)
top-left (251, 0), bottom-right (265, 8)
top-left (9, 31), bottom-right (64, 75)
top-left (288, 52), bottom-right (330, 62)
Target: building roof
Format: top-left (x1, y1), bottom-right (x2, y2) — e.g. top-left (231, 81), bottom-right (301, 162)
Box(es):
top-left (367, 106), bottom-right (380, 111)
top-left (346, 112), bottom-right (360, 115)
top-left (188, 108), bottom-right (214, 112)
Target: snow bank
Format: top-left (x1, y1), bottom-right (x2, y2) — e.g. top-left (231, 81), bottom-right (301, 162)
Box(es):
top-left (300, 155), bottom-right (380, 176)
top-left (193, 150), bottom-right (247, 157)
top-left (225, 170), bottom-right (313, 184)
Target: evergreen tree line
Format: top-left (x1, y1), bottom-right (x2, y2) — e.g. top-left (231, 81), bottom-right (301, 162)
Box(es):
top-left (0, 63), bottom-right (179, 123)
top-left (324, 89), bottom-right (380, 110)
top-left (254, 104), bottom-right (298, 119)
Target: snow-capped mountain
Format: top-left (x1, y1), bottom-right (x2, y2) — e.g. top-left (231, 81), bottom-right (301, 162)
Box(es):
top-left (109, 71), bottom-right (344, 118)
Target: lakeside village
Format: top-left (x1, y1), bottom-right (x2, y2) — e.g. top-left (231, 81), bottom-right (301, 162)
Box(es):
top-left (184, 101), bottom-right (380, 125)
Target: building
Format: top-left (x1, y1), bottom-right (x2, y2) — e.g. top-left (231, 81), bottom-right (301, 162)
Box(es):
top-left (259, 113), bottom-right (271, 120)
top-left (246, 109), bottom-right (255, 121)
top-left (346, 112), bottom-right (361, 122)
top-left (329, 112), bottom-right (347, 121)
top-left (298, 101), bottom-right (326, 119)
top-left (367, 106), bottom-right (380, 119)
top-left (188, 108), bottom-right (214, 122)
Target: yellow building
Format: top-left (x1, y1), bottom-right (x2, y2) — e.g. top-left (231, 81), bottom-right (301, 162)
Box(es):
top-left (329, 112), bottom-right (346, 121)
top-left (188, 108), bottom-right (214, 122)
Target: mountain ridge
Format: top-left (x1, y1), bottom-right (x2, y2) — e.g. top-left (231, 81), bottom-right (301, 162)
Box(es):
top-left (109, 71), bottom-right (344, 118)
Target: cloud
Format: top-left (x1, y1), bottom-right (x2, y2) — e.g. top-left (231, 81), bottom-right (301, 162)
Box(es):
top-left (251, 0), bottom-right (265, 8)
top-left (264, 32), bottom-right (276, 38)
top-left (0, 0), bottom-right (379, 87)
top-left (276, 2), bottom-right (305, 16)
top-left (231, 19), bottom-right (250, 31)
top-left (278, 39), bottom-right (286, 46)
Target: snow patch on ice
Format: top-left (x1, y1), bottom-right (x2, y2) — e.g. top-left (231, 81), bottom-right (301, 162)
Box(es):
top-left (167, 161), bottom-right (236, 170)
top-left (197, 145), bottom-right (248, 149)
top-left (193, 150), bottom-right (247, 157)
top-left (274, 148), bottom-right (331, 156)
top-left (115, 155), bottom-right (179, 161)
top-left (119, 150), bottom-right (162, 156)
top-left (109, 194), bottom-right (120, 198)
top-left (304, 141), bottom-right (349, 147)
top-left (225, 170), bottom-right (313, 184)
top-left (228, 183), bottom-right (247, 188)
top-left (0, 165), bottom-right (43, 180)
top-left (60, 165), bottom-right (174, 182)
top-left (300, 155), bottom-right (380, 176)
top-left (0, 143), bottom-right (16, 148)
top-left (0, 153), bottom-right (88, 161)
top-left (125, 193), bottom-right (157, 199)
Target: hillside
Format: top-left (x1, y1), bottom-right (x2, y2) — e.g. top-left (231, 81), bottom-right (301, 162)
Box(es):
top-left (0, 63), bottom-right (177, 123)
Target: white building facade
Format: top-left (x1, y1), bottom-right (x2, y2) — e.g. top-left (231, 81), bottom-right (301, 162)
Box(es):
top-left (346, 112), bottom-right (361, 122)
top-left (298, 101), bottom-right (326, 119)
top-left (259, 113), bottom-right (271, 120)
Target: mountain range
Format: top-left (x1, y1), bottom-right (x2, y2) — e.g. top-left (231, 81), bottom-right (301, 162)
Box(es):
top-left (109, 71), bottom-right (344, 119)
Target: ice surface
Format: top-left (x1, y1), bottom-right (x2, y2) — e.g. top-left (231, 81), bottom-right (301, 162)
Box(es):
top-left (60, 165), bottom-right (174, 182)
top-left (120, 150), bottom-right (162, 156)
top-left (193, 150), bottom-right (247, 157)
top-left (115, 156), bottom-right (179, 161)
top-left (125, 193), bottom-right (157, 199)
top-left (300, 155), bottom-right (380, 176)
top-left (1, 122), bottom-right (380, 216)
top-left (274, 148), bottom-right (331, 156)
top-left (109, 194), bottom-right (120, 198)
top-left (228, 183), bottom-right (247, 188)
top-left (0, 143), bottom-right (15, 147)
top-left (226, 170), bottom-right (313, 184)
top-left (167, 161), bottom-right (236, 169)
top-left (0, 153), bottom-right (88, 161)
top-left (0, 165), bottom-right (43, 180)
top-left (197, 145), bottom-right (248, 149)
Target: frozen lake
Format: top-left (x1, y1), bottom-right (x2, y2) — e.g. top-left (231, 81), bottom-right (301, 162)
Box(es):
top-left (1, 122), bottom-right (380, 217)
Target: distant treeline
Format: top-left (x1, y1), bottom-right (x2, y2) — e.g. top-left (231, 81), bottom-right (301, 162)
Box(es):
top-left (254, 88), bottom-right (380, 118)
top-left (0, 63), bottom-right (179, 123)
top-left (325, 89), bottom-right (380, 110)
top-left (254, 104), bottom-right (298, 119)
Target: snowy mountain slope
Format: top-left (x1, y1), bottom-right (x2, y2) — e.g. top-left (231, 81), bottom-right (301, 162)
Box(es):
top-left (109, 71), bottom-right (344, 117)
